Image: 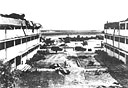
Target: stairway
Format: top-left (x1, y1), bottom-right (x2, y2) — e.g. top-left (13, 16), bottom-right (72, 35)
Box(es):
top-left (16, 64), bottom-right (31, 72)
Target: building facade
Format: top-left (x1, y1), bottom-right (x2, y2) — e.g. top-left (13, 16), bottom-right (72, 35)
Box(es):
top-left (0, 13), bottom-right (42, 69)
top-left (104, 19), bottom-right (128, 64)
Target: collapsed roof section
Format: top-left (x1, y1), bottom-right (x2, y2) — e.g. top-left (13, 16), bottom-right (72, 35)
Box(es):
top-left (104, 22), bottom-right (119, 29)
top-left (0, 13), bottom-right (42, 29)
top-left (0, 13), bottom-right (25, 20)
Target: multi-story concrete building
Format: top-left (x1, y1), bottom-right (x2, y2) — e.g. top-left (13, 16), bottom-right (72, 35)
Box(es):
top-left (104, 19), bottom-right (128, 64)
top-left (0, 13), bottom-right (42, 69)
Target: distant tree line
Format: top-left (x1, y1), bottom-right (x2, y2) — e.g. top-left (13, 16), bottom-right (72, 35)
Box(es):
top-left (60, 35), bottom-right (104, 43)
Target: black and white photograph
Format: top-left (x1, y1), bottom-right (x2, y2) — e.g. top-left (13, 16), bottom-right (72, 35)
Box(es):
top-left (0, 0), bottom-right (127, 88)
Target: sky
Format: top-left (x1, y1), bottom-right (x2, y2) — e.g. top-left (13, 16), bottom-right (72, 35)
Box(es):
top-left (0, 0), bottom-right (128, 31)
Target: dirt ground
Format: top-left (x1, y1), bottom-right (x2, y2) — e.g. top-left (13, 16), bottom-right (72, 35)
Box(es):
top-left (17, 53), bottom-right (123, 88)
top-left (94, 54), bottom-right (128, 88)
